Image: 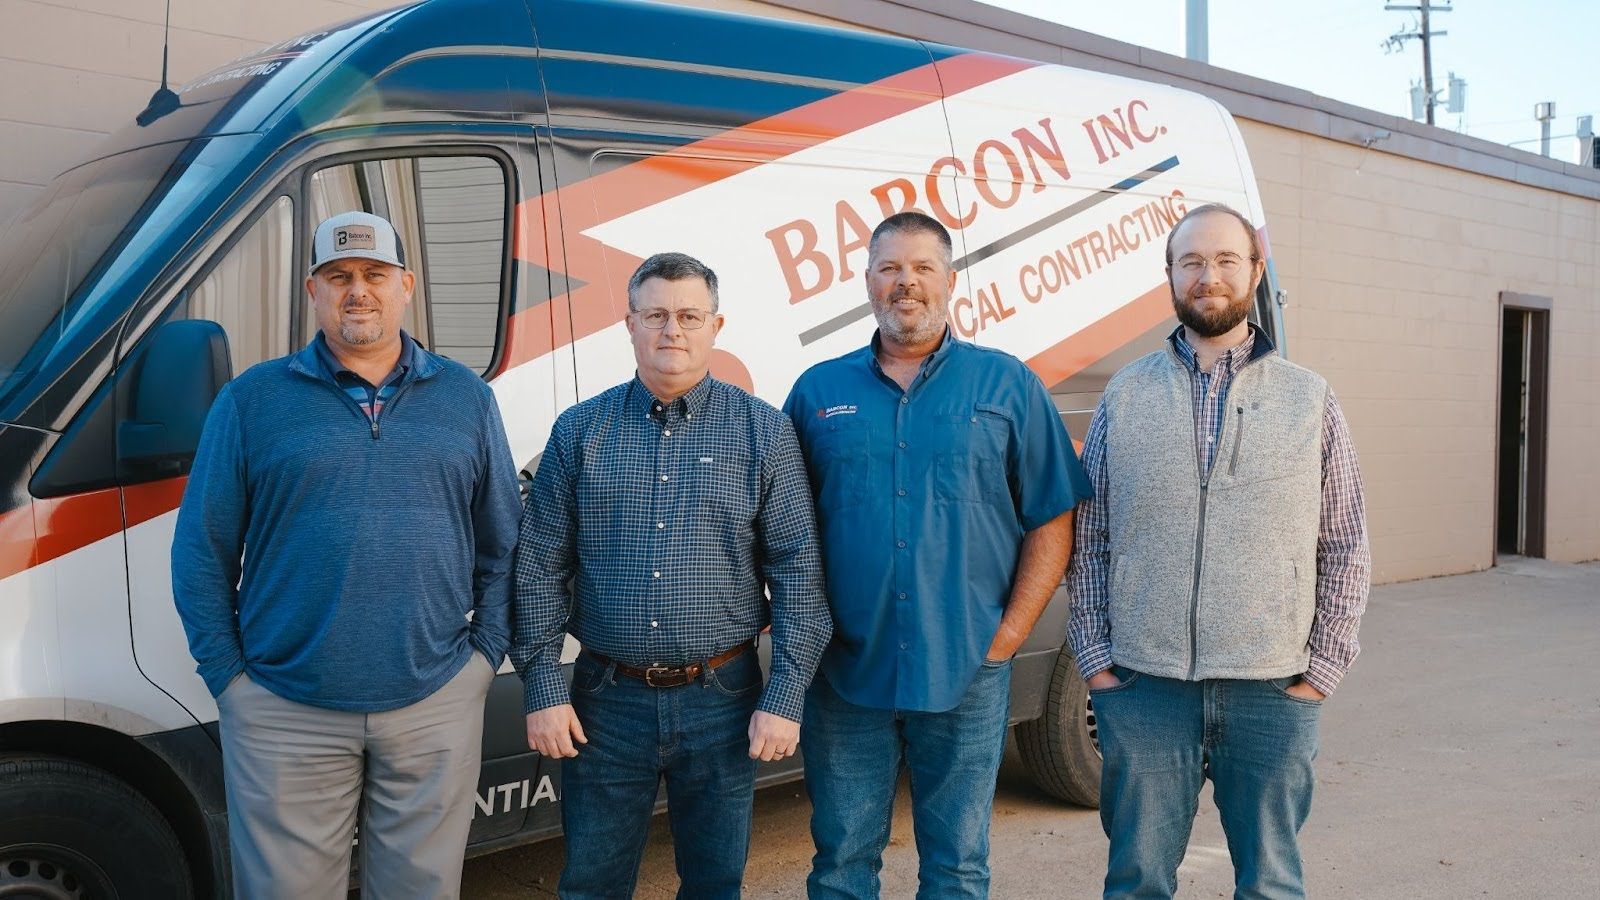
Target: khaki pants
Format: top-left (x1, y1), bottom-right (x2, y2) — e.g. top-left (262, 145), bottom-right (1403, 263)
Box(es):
top-left (217, 654), bottom-right (495, 900)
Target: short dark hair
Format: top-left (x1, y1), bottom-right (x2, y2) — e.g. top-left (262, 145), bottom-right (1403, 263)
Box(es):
top-left (869, 211), bottom-right (954, 268)
top-left (1165, 203), bottom-right (1263, 266)
top-left (627, 252), bottom-right (720, 311)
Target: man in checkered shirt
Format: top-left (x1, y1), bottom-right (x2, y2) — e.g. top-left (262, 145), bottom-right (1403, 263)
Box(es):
top-left (511, 252), bottom-right (831, 898)
top-left (1066, 203), bottom-right (1371, 900)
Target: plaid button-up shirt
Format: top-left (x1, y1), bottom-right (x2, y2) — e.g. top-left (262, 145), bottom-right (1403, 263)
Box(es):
top-left (1067, 325), bottom-right (1371, 695)
top-left (511, 375), bottom-right (831, 722)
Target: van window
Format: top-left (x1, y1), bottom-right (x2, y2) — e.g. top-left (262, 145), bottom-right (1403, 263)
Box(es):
top-left (0, 141), bottom-right (191, 423)
top-left (309, 155), bottom-right (507, 375)
top-left (187, 195), bottom-right (295, 372)
top-left (29, 195), bottom-right (298, 497)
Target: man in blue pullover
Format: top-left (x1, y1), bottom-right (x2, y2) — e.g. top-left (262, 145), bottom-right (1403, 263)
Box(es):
top-left (172, 211), bottom-right (522, 899)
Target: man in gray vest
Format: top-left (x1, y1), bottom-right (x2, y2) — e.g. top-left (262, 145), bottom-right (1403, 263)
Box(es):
top-left (1066, 202), bottom-right (1370, 899)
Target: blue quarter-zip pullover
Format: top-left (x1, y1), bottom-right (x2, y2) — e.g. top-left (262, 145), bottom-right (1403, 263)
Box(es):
top-left (172, 333), bottom-right (522, 712)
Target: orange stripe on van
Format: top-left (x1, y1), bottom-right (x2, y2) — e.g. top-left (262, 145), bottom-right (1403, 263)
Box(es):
top-left (498, 53), bottom-right (1037, 377)
top-left (1024, 283), bottom-right (1172, 387)
top-left (123, 477), bottom-right (189, 529)
top-left (0, 477), bottom-right (188, 582)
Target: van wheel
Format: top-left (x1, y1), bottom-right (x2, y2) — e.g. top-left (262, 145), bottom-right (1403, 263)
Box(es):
top-left (0, 755), bottom-right (193, 899)
top-left (1014, 649), bottom-right (1101, 807)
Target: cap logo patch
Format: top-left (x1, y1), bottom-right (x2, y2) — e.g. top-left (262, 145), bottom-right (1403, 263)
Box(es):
top-left (336, 226), bottom-right (376, 250)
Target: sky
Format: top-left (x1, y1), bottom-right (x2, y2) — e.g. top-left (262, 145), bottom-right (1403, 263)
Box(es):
top-left (981, 1), bottom-right (1596, 165)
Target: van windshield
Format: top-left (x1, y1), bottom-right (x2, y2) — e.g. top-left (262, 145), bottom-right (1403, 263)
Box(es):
top-left (0, 142), bottom-right (190, 423)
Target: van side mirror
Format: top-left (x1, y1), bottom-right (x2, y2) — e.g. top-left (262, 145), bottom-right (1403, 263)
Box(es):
top-left (117, 319), bottom-right (232, 474)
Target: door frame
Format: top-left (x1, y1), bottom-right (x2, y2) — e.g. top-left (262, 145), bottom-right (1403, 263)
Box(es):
top-left (1494, 291), bottom-right (1552, 560)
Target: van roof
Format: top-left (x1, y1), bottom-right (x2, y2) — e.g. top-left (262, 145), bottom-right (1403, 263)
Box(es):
top-left (93, 0), bottom-right (968, 167)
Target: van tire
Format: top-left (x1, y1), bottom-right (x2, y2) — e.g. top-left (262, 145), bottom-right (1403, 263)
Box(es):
top-left (0, 754), bottom-right (194, 899)
top-left (1014, 649), bottom-right (1101, 807)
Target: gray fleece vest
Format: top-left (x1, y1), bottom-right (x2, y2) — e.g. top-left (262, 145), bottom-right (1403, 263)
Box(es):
top-left (1102, 344), bottom-right (1327, 682)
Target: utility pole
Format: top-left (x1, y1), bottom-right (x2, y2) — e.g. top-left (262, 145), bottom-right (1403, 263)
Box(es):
top-left (1186, 0), bottom-right (1208, 63)
top-left (1384, 1), bottom-right (1451, 125)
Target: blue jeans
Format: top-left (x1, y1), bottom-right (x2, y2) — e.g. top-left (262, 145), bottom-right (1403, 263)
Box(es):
top-left (1092, 667), bottom-right (1322, 900)
top-left (558, 650), bottom-right (762, 900)
top-left (802, 659), bottom-right (1012, 899)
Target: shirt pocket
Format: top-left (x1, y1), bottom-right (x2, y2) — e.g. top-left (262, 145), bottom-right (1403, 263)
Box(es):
top-left (1222, 399), bottom-right (1320, 487)
top-left (809, 417), bottom-right (871, 511)
top-left (932, 404), bottom-right (1011, 505)
top-left (687, 446), bottom-right (755, 522)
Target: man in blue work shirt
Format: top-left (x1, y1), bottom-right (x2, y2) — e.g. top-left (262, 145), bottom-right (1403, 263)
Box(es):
top-left (785, 212), bottom-right (1092, 898)
top-left (173, 211), bottom-right (522, 898)
top-left (513, 252), bottom-right (831, 899)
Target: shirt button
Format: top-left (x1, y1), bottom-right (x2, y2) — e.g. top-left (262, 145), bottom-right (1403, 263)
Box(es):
top-left (657, 522), bottom-right (665, 529)
top-left (898, 441), bottom-right (907, 449)
top-left (900, 397), bottom-right (908, 405)
top-left (898, 592), bottom-right (907, 599)
top-left (896, 540), bottom-right (907, 549)
top-left (650, 620), bottom-right (658, 628)
top-left (663, 429), bottom-right (672, 437)
top-left (652, 571), bottom-right (661, 578)
top-left (660, 474), bottom-right (669, 481)
top-left (897, 488), bottom-right (907, 496)
top-left (900, 642), bottom-right (908, 650)
top-left (1207, 436), bottom-right (1215, 443)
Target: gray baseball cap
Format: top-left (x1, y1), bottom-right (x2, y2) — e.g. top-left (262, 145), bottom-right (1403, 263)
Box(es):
top-left (309, 211), bottom-right (407, 275)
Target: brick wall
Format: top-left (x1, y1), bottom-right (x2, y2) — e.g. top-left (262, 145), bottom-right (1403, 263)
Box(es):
top-left (1243, 121), bottom-right (1600, 579)
top-left (0, 0), bottom-right (397, 227)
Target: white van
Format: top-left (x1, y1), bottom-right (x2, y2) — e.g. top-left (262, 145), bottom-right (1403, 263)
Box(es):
top-left (0, 0), bottom-right (1282, 894)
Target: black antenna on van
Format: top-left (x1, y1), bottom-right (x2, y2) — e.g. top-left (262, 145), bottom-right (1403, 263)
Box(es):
top-left (136, 0), bottom-right (181, 126)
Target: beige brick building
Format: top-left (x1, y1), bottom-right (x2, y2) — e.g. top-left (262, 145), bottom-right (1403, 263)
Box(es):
top-left (3, 0), bottom-right (1596, 582)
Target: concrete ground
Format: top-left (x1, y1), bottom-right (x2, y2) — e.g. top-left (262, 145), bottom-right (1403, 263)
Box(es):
top-left (461, 557), bottom-right (1600, 898)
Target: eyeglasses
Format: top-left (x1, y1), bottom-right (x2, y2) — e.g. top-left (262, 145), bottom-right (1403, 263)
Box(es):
top-left (1175, 252), bottom-right (1256, 277)
top-left (631, 308), bottom-right (713, 330)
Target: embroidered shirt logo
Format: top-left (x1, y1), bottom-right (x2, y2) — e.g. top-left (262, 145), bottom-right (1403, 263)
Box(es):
top-left (818, 404), bottom-right (858, 418)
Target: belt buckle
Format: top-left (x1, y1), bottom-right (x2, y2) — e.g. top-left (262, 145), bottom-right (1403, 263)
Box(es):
top-left (644, 665), bottom-right (687, 688)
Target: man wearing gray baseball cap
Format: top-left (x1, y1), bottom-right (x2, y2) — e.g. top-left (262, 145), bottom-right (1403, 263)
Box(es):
top-left (173, 210), bottom-right (522, 898)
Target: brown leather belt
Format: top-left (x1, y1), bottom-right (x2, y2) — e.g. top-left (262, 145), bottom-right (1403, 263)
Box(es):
top-left (586, 639), bottom-right (756, 688)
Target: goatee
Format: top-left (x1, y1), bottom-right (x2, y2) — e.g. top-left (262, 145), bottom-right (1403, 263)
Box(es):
top-left (339, 322), bottom-right (383, 345)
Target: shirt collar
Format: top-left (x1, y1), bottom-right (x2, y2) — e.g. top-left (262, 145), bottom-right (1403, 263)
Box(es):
top-left (868, 324), bottom-right (958, 379)
top-left (1169, 322), bottom-right (1271, 375)
top-left (314, 330), bottom-right (416, 384)
top-left (633, 373), bottom-right (713, 422)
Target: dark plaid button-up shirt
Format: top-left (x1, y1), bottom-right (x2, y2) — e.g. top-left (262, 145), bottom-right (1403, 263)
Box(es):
top-left (511, 375), bottom-right (830, 722)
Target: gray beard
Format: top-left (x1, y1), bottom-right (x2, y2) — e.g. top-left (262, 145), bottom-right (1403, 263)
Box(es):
top-left (874, 302), bottom-right (947, 346)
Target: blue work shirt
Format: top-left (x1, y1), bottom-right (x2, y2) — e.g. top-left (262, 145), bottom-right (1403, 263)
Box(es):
top-left (784, 328), bottom-right (1091, 712)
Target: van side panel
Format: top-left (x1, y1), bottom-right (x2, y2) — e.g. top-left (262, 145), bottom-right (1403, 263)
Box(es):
top-left (933, 58), bottom-right (1262, 387)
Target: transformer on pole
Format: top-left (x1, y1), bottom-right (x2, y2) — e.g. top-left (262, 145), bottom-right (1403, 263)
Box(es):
top-left (1383, 1), bottom-right (1452, 125)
